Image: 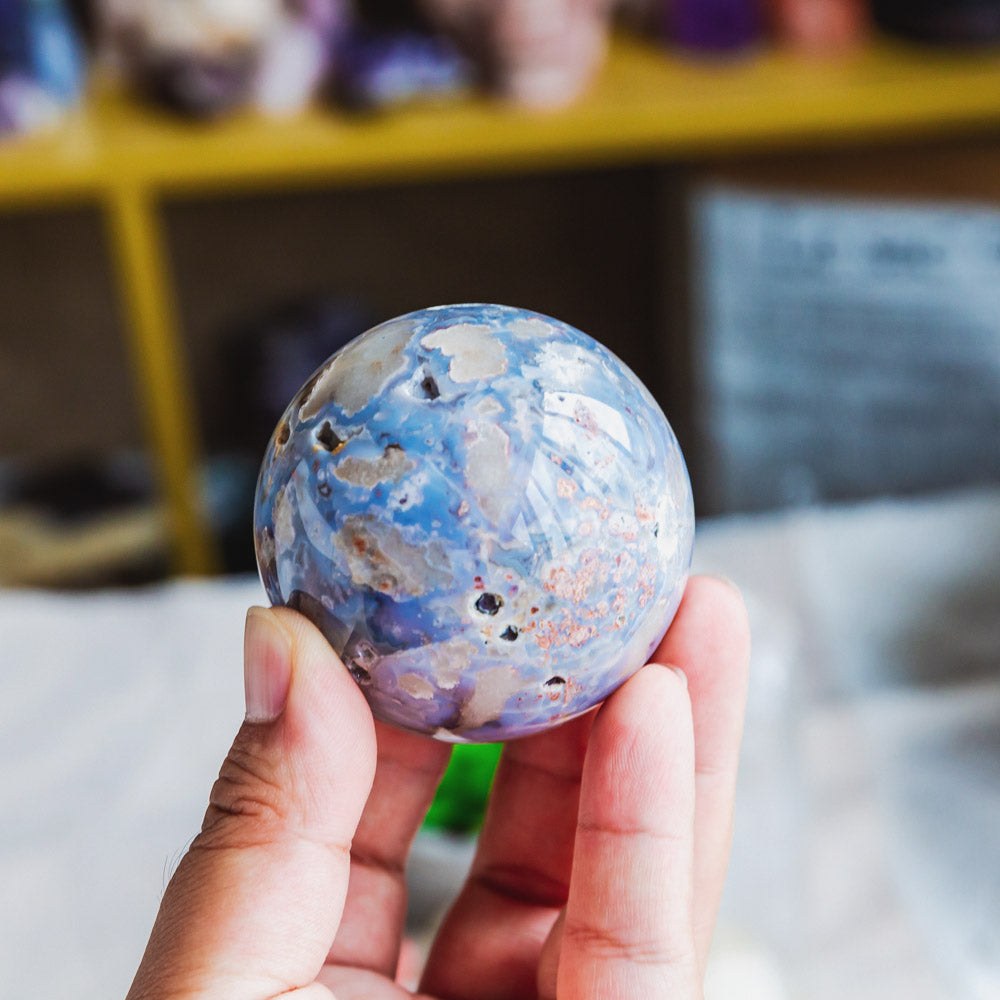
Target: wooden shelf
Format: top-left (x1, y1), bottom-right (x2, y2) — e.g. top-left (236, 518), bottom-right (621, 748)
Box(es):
top-left (3, 33), bottom-right (1000, 574)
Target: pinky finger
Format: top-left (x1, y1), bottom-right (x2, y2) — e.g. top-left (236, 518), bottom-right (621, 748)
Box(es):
top-left (556, 664), bottom-right (699, 999)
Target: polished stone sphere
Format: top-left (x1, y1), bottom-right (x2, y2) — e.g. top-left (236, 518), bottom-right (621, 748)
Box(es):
top-left (254, 304), bottom-right (694, 741)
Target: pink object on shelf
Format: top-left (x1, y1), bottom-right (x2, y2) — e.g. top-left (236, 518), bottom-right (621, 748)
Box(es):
top-left (769, 0), bottom-right (869, 50)
top-left (419, 0), bottom-right (613, 108)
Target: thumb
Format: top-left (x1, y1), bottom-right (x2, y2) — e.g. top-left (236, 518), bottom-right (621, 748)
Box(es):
top-left (128, 606), bottom-right (377, 1000)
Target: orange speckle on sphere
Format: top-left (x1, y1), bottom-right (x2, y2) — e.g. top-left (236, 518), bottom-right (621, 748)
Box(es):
top-left (635, 499), bottom-right (655, 522)
top-left (566, 624), bottom-right (596, 647)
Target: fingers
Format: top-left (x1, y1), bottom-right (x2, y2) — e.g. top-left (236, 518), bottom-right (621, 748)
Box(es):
top-left (421, 574), bottom-right (750, 999)
top-left (325, 721), bottom-right (451, 978)
top-left (556, 664), bottom-right (699, 999)
top-left (127, 607), bottom-right (377, 1000)
top-left (652, 575), bottom-right (750, 968)
top-left (420, 711), bottom-right (594, 1000)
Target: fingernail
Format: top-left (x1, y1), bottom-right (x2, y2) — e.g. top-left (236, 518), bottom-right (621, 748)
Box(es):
top-left (703, 573), bottom-right (742, 597)
top-left (244, 607), bottom-right (292, 723)
top-left (647, 662), bottom-right (689, 688)
top-left (668, 665), bottom-right (689, 688)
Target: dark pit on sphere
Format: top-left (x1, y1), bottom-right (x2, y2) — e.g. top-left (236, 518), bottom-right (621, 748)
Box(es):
top-left (475, 593), bottom-right (503, 615)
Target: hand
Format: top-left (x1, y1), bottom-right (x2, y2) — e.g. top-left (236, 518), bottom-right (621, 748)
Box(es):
top-left (127, 575), bottom-right (750, 999)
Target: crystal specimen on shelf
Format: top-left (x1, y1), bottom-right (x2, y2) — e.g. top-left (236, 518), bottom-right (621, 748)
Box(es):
top-left (418, 0), bottom-right (611, 107)
top-left (98, 0), bottom-right (346, 118)
top-left (0, 0), bottom-right (84, 136)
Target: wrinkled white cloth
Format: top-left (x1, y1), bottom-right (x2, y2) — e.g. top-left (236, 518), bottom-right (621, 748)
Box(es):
top-left (693, 489), bottom-right (1000, 1000)
top-left (1, 488), bottom-right (998, 999)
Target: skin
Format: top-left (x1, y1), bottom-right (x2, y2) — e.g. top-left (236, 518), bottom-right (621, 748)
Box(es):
top-left (127, 574), bottom-right (750, 999)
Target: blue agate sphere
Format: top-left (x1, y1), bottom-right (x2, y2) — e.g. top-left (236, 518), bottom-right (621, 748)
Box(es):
top-left (254, 304), bottom-right (694, 741)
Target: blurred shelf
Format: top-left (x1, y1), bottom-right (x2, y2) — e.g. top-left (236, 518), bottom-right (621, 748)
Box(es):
top-left (0, 502), bottom-right (169, 588)
top-left (4, 34), bottom-right (1000, 204)
top-left (3, 32), bottom-right (1000, 575)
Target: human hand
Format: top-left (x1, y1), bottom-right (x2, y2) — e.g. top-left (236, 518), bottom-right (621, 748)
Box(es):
top-left (127, 574), bottom-right (750, 999)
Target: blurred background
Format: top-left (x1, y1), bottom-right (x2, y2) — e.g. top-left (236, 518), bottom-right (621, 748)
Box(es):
top-left (0, 1), bottom-right (998, 998)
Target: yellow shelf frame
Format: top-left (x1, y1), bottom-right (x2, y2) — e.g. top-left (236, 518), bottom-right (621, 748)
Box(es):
top-left (2, 35), bottom-right (1000, 573)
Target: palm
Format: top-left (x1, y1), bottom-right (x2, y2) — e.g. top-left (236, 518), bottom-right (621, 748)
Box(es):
top-left (316, 577), bottom-right (749, 1000)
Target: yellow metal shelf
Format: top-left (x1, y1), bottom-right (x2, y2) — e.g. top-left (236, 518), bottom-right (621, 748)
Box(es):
top-left (3, 34), bottom-right (1000, 573)
top-left (4, 35), bottom-right (1000, 202)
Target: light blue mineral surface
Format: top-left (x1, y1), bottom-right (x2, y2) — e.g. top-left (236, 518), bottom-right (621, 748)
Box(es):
top-left (254, 304), bottom-right (694, 741)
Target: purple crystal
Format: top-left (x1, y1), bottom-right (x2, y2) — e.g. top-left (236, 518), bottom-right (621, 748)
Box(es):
top-left (669, 0), bottom-right (761, 52)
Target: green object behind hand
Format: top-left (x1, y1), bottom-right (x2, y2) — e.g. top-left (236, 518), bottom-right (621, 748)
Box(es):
top-left (423, 743), bottom-right (503, 834)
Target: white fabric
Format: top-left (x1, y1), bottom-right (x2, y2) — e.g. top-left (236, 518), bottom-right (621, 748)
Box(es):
top-left (0, 579), bottom-right (263, 998)
top-left (693, 489), bottom-right (1000, 1000)
top-left (1, 489), bottom-right (998, 999)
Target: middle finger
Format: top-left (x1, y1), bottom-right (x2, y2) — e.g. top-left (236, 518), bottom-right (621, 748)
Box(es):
top-left (420, 709), bottom-right (594, 1000)
top-left (326, 721), bottom-right (452, 978)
